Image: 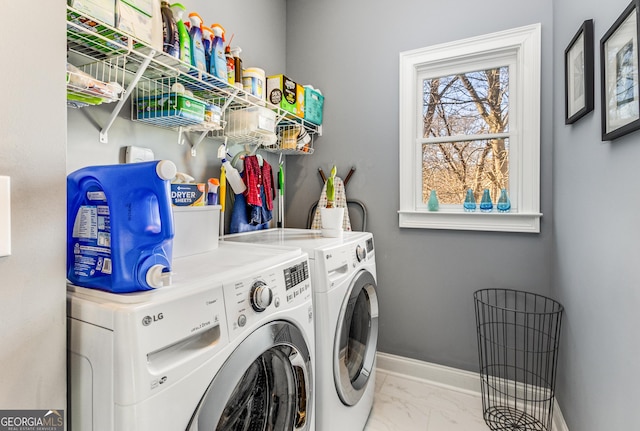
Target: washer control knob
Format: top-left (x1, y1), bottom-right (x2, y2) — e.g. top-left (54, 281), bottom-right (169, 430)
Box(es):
top-left (356, 245), bottom-right (367, 262)
top-left (251, 280), bottom-right (273, 312)
top-left (238, 314), bottom-right (247, 327)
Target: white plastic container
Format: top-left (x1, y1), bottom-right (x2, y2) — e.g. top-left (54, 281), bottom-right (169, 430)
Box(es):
top-left (225, 106), bottom-right (276, 137)
top-left (242, 67), bottom-right (266, 100)
top-left (172, 205), bottom-right (220, 258)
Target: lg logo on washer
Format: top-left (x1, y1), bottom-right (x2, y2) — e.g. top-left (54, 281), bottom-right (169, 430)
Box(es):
top-left (142, 313), bottom-right (164, 326)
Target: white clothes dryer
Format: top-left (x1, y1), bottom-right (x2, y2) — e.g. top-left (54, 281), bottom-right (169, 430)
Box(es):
top-left (68, 241), bottom-right (315, 431)
top-left (225, 229), bottom-right (379, 431)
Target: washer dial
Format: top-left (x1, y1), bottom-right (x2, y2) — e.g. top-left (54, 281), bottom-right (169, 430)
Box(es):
top-left (250, 280), bottom-right (273, 312)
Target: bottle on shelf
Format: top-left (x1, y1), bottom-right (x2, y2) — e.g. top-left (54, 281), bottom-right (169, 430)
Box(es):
top-left (479, 189), bottom-right (493, 212)
top-left (497, 188), bottom-right (511, 212)
top-left (170, 3), bottom-right (191, 70)
top-left (202, 25), bottom-right (214, 73)
top-left (463, 189), bottom-right (477, 212)
top-left (188, 12), bottom-right (207, 72)
top-left (231, 46), bottom-right (243, 89)
top-left (160, 1), bottom-right (179, 58)
top-left (225, 45), bottom-right (235, 86)
top-left (210, 24), bottom-right (228, 81)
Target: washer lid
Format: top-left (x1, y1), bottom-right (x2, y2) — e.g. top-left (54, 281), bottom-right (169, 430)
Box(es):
top-left (225, 228), bottom-right (370, 255)
top-left (67, 242), bottom-right (302, 305)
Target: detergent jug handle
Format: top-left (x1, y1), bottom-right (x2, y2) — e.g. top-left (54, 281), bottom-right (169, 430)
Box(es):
top-left (155, 160), bottom-right (177, 239)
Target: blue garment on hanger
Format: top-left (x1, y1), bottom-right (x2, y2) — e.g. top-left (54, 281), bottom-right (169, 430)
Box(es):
top-left (229, 191), bottom-right (270, 233)
top-left (249, 183), bottom-right (273, 225)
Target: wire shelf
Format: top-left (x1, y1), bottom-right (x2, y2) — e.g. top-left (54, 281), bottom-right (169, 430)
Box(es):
top-left (66, 5), bottom-right (320, 151)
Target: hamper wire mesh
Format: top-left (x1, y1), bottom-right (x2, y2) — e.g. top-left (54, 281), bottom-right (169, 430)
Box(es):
top-left (474, 289), bottom-right (563, 431)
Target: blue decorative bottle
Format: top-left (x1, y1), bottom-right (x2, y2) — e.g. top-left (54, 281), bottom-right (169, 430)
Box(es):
top-left (428, 190), bottom-right (439, 211)
top-left (463, 189), bottom-right (476, 212)
top-left (497, 188), bottom-right (511, 212)
top-left (479, 189), bottom-right (493, 212)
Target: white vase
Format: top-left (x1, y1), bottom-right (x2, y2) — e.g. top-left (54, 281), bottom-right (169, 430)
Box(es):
top-left (319, 207), bottom-right (344, 238)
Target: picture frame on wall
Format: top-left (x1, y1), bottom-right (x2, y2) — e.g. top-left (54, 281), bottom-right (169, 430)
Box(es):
top-left (565, 19), bottom-right (594, 124)
top-left (601, 0), bottom-right (640, 140)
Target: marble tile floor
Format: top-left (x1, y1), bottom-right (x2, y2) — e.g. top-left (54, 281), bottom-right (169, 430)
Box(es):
top-left (364, 369), bottom-right (489, 431)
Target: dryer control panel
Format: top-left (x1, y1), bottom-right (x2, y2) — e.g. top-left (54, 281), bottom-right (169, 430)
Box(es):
top-left (224, 255), bottom-right (312, 342)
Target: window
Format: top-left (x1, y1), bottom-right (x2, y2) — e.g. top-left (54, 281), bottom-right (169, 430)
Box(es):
top-left (399, 24), bottom-right (542, 233)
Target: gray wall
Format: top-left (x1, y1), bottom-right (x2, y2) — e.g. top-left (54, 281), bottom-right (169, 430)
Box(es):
top-left (0, 2), bottom-right (67, 411)
top-left (10, 1), bottom-right (640, 428)
top-left (286, 0), bottom-right (555, 371)
top-left (553, 0), bottom-right (640, 429)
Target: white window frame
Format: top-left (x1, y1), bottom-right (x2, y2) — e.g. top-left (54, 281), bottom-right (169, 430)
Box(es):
top-left (398, 24), bottom-right (542, 233)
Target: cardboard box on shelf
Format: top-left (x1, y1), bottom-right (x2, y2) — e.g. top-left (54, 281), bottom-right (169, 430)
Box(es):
top-left (116, 0), bottom-right (153, 45)
top-left (267, 74), bottom-right (304, 117)
top-left (69, 0), bottom-right (116, 26)
top-left (304, 86), bottom-right (324, 125)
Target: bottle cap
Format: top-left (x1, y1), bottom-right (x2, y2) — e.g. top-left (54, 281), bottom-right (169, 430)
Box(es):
top-left (188, 12), bottom-right (204, 25)
top-left (211, 23), bottom-right (226, 40)
top-left (146, 265), bottom-right (172, 288)
top-left (156, 160), bottom-right (177, 180)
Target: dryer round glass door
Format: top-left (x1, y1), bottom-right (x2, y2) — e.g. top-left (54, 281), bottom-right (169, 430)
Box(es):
top-left (188, 320), bottom-right (313, 431)
top-left (333, 269), bottom-right (379, 406)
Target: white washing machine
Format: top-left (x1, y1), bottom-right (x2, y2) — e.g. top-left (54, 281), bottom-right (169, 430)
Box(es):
top-left (225, 229), bottom-right (379, 431)
top-left (68, 241), bottom-right (315, 431)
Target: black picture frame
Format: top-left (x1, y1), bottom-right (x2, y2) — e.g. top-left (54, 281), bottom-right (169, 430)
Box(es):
top-left (565, 20), bottom-right (594, 124)
top-left (601, 0), bottom-right (640, 140)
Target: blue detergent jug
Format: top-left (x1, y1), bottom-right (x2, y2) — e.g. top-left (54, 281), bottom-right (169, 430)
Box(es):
top-left (67, 160), bottom-right (177, 293)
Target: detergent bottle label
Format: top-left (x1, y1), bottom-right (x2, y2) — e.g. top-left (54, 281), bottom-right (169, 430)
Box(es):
top-left (71, 192), bottom-right (113, 279)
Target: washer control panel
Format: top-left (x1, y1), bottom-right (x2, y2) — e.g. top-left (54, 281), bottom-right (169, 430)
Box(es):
top-left (224, 255), bottom-right (311, 341)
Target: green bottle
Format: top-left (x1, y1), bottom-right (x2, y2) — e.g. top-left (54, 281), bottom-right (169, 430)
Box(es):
top-left (428, 190), bottom-right (439, 211)
top-left (170, 3), bottom-right (191, 71)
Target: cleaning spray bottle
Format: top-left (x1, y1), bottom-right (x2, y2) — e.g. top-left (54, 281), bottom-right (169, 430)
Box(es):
top-left (207, 178), bottom-right (220, 205)
top-left (210, 24), bottom-right (228, 81)
top-left (170, 3), bottom-right (191, 70)
top-left (160, 1), bottom-right (179, 58)
top-left (202, 26), bottom-right (214, 74)
top-left (221, 158), bottom-right (246, 194)
top-left (188, 12), bottom-right (207, 72)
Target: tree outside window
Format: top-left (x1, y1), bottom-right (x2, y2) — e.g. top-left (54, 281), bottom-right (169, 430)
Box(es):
top-left (421, 67), bottom-right (510, 206)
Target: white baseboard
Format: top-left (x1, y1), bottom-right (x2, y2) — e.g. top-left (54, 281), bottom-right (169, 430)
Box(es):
top-left (375, 352), bottom-right (569, 431)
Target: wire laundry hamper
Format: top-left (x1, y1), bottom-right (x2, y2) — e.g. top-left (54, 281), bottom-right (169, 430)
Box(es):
top-left (474, 289), bottom-right (564, 431)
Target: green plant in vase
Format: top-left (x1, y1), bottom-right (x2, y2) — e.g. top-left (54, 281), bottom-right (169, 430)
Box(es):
top-left (326, 165), bottom-right (337, 208)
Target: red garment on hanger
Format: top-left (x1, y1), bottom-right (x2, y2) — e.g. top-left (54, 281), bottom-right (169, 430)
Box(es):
top-left (243, 155), bottom-right (274, 210)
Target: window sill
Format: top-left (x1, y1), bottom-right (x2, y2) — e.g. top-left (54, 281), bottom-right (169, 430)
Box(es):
top-left (398, 210), bottom-right (542, 233)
